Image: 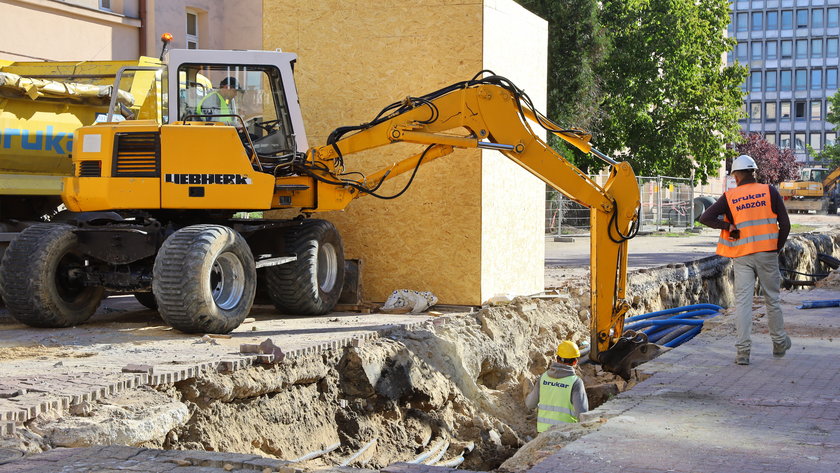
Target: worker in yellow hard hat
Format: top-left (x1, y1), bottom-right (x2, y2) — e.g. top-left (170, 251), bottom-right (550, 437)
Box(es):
top-left (525, 340), bottom-right (589, 432)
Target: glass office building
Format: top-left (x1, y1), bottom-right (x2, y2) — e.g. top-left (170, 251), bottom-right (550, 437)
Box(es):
top-left (728, 0), bottom-right (840, 162)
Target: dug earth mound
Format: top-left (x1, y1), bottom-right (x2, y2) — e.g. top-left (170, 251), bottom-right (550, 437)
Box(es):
top-left (6, 231), bottom-right (838, 471)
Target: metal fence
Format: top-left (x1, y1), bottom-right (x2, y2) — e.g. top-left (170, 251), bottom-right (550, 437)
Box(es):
top-left (545, 176), bottom-right (721, 236)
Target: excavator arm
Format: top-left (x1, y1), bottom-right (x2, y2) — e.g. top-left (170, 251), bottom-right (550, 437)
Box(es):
top-left (298, 75), bottom-right (660, 378)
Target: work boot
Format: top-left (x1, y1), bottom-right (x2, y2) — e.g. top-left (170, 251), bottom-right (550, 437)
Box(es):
top-left (735, 350), bottom-right (750, 365)
top-left (773, 335), bottom-right (792, 357)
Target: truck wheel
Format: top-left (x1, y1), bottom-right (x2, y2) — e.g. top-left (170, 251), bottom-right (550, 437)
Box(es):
top-left (133, 292), bottom-right (158, 310)
top-left (153, 225), bottom-right (256, 333)
top-left (264, 219), bottom-right (344, 315)
top-left (0, 223), bottom-right (104, 327)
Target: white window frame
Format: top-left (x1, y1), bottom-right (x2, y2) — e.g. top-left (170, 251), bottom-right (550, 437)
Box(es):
top-left (186, 12), bottom-right (199, 50)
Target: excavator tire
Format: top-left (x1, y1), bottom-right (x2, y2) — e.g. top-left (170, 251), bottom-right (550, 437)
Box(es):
top-left (264, 219), bottom-right (345, 315)
top-left (133, 292), bottom-right (158, 310)
top-left (0, 223), bottom-right (104, 328)
top-left (152, 225), bottom-right (256, 334)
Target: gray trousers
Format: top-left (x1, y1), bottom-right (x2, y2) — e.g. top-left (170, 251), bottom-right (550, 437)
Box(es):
top-left (733, 251), bottom-right (787, 352)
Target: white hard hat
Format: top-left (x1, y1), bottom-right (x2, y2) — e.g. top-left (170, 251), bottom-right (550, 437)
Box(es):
top-left (731, 154), bottom-right (758, 173)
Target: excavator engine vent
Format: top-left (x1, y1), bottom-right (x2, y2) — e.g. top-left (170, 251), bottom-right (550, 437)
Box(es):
top-left (111, 132), bottom-right (160, 177)
top-left (78, 160), bottom-right (102, 177)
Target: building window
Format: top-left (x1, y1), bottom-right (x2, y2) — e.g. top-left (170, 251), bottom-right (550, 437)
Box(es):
top-left (767, 41), bottom-right (778, 60)
top-left (812, 39), bottom-right (823, 58)
top-left (810, 133), bottom-right (821, 150)
top-left (795, 69), bottom-right (807, 90)
top-left (186, 12), bottom-right (199, 49)
top-left (780, 132), bottom-right (791, 148)
top-left (813, 9), bottom-right (824, 29)
top-left (781, 70), bottom-right (792, 91)
top-left (795, 101), bottom-right (807, 120)
top-left (828, 68), bottom-right (838, 89)
top-left (796, 39), bottom-right (808, 59)
top-left (737, 43), bottom-right (749, 62)
top-left (827, 132), bottom-right (836, 147)
top-left (780, 101), bottom-right (791, 120)
top-left (827, 38), bottom-right (838, 58)
top-left (729, 14), bottom-right (735, 33)
top-left (751, 71), bottom-right (762, 92)
top-left (828, 8), bottom-right (839, 28)
top-left (99, 0), bottom-right (111, 11)
top-left (766, 134), bottom-right (777, 145)
top-left (781, 10), bottom-right (793, 30)
top-left (796, 9), bottom-right (808, 28)
top-left (811, 69), bottom-right (822, 90)
top-left (737, 12), bottom-right (749, 32)
top-left (811, 101), bottom-right (822, 120)
top-left (766, 102), bottom-right (777, 121)
top-left (781, 40), bottom-right (793, 59)
top-left (766, 70), bottom-right (777, 91)
top-left (767, 11), bottom-right (779, 30)
top-left (752, 12), bottom-right (763, 31)
top-left (752, 42), bottom-right (763, 60)
top-left (750, 102), bottom-right (762, 121)
top-left (795, 132), bottom-right (806, 150)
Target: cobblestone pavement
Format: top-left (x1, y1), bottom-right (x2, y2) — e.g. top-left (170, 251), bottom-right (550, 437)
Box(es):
top-left (0, 298), bottom-right (447, 439)
top-left (530, 286), bottom-right (840, 473)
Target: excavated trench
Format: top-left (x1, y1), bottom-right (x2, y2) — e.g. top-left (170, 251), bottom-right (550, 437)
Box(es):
top-left (19, 232), bottom-right (840, 471)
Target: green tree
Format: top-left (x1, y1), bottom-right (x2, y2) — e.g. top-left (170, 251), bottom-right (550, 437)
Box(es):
top-left (820, 92), bottom-right (840, 170)
top-left (515, 0), bottom-right (606, 163)
top-left (593, 0), bottom-right (747, 181)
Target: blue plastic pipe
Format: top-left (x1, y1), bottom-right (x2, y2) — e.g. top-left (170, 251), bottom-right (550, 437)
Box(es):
top-left (625, 304), bottom-right (724, 322)
top-left (623, 303), bottom-right (725, 349)
top-left (663, 325), bottom-right (703, 348)
top-left (797, 300), bottom-right (840, 309)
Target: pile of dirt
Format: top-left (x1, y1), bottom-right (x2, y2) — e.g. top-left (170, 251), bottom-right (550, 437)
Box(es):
top-left (155, 297), bottom-right (594, 470)
top-left (815, 269), bottom-right (840, 289)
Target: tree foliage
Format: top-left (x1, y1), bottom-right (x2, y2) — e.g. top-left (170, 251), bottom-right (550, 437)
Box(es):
top-left (515, 0), bottom-right (606, 163)
top-left (515, 0), bottom-right (606, 129)
top-left (733, 132), bottom-right (799, 185)
top-left (591, 0), bottom-right (747, 181)
top-left (819, 91), bottom-right (840, 170)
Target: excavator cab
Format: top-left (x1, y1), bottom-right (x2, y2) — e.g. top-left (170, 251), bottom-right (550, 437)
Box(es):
top-left (167, 49), bottom-right (307, 161)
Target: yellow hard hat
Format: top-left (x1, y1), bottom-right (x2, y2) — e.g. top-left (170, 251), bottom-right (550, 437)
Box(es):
top-left (556, 340), bottom-right (581, 358)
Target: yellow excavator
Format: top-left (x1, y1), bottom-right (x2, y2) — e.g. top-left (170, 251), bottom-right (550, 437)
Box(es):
top-left (0, 49), bottom-right (656, 379)
top-left (779, 165), bottom-right (840, 215)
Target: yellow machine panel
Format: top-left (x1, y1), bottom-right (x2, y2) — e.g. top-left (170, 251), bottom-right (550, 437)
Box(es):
top-left (160, 124), bottom-right (275, 209)
top-left (63, 122), bottom-right (162, 211)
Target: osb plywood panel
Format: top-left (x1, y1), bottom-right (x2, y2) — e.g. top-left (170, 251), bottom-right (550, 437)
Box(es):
top-left (480, 0), bottom-right (547, 301)
top-left (264, 0), bottom-right (546, 305)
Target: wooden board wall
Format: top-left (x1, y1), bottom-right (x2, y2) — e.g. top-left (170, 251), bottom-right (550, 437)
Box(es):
top-left (263, 0), bottom-right (547, 305)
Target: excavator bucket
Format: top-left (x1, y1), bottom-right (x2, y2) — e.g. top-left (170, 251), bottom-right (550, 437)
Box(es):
top-left (598, 331), bottom-right (665, 381)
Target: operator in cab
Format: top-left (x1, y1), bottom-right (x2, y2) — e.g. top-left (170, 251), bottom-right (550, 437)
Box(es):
top-left (525, 340), bottom-right (589, 432)
top-left (197, 76), bottom-right (241, 124)
top-left (698, 154), bottom-right (791, 366)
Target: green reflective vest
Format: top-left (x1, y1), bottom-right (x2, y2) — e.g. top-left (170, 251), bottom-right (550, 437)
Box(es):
top-left (197, 91), bottom-right (233, 123)
top-left (537, 373), bottom-right (578, 432)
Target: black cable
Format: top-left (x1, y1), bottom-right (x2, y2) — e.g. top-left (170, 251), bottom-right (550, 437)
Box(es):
top-left (294, 145), bottom-right (435, 200)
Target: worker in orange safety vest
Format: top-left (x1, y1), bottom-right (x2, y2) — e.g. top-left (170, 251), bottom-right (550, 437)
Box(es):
top-left (698, 154), bottom-right (791, 365)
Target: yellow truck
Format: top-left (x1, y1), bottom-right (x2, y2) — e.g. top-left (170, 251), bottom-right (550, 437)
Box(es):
top-left (0, 56), bottom-right (162, 254)
top-left (779, 165), bottom-right (840, 215)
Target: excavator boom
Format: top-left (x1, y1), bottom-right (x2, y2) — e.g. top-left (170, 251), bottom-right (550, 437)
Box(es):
top-left (300, 76), bottom-right (657, 377)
